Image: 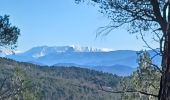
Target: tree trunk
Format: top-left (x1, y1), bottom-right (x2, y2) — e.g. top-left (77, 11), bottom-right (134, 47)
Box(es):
top-left (159, 17), bottom-right (170, 100)
top-left (158, 3), bottom-right (170, 100)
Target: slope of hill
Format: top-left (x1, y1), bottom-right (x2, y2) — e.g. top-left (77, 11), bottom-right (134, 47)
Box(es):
top-left (0, 58), bottom-right (124, 100)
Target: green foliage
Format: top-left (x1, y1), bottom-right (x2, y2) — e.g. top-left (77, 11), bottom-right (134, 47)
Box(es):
top-left (0, 65), bottom-right (39, 100)
top-left (133, 51), bottom-right (160, 96)
top-left (0, 15), bottom-right (20, 49)
top-left (121, 51), bottom-right (161, 100)
top-left (13, 67), bottom-right (40, 100)
top-left (0, 51), bottom-right (161, 100)
top-left (0, 14), bottom-right (21, 99)
top-left (0, 58), bottom-right (123, 100)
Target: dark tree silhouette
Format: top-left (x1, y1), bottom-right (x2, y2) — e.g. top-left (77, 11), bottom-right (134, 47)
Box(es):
top-left (75, 0), bottom-right (170, 99)
top-left (0, 15), bottom-right (20, 99)
top-left (0, 15), bottom-right (20, 50)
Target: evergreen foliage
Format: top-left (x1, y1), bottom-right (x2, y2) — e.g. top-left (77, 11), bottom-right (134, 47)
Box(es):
top-left (121, 51), bottom-right (161, 100)
top-left (0, 58), bottom-right (123, 100)
top-left (0, 51), bottom-right (161, 100)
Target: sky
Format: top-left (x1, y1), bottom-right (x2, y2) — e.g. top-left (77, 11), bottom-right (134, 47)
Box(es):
top-left (0, 0), bottom-right (159, 51)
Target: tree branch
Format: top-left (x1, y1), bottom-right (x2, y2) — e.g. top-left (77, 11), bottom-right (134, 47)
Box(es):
top-left (140, 30), bottom-right (161, 56)
top-left (99, 84), bottom-right (158, 98)
top-left (144, 59), bottom-right (163, 74)
top-left (150, 0), bottom-right (165, 24)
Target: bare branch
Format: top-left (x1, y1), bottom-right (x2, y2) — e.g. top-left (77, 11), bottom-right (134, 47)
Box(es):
top-left (96, 18), bottom-right (138, 37)
top-left (140, 31), bottom-right (161, 56)
top-left (99, 84), bottom-right (158, 98)
top-left (144, 59), bottom-right (163, 74)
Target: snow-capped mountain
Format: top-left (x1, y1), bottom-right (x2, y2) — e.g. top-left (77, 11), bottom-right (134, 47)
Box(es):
top-left (6, 46), bottom-right (161, 76)
top-left (16, 45), bottom-right (113, 58)
top-left (7, 46), bottom-right (138, 66)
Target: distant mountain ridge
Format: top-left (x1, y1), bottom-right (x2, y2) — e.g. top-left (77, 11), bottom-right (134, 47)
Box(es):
top-left (5, 45), bottom-right (161, 76)
top-left (29, 45), bottom-right (113, 55)
top-left (7, 46), bottom-right (138, 67)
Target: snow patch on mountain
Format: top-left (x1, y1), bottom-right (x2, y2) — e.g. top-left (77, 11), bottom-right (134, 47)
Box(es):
top-left (6, 45), bottom-right (113, 59)
top-left (70, 45), bottom-right (113, 52)
top-left (22, 45), bottom-right (113, 59)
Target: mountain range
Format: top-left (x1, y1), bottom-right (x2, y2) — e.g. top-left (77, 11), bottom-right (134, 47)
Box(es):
top-left (4, 45), bottom-right (161, 76)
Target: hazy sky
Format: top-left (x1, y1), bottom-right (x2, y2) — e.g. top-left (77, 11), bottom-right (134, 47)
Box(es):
top-left (0, 0), bottom-right (159, 51)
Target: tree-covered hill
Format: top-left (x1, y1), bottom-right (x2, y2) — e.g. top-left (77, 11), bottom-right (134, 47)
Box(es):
top-left (0, 57), bottom-right (125, 100)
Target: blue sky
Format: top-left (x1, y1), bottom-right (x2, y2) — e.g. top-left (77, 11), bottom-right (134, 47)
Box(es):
top-left (0, 0), bottom-right (158, 51)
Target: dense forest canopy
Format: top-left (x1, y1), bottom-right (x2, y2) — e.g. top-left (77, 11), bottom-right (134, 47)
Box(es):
top-left (0, 57), bottom-right (160, 100)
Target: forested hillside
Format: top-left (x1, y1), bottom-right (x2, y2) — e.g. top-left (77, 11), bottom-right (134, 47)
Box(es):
top-left (0, 58), bottom-right (123, 100)
top-left (0, 54), bottom-right (160, 100)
